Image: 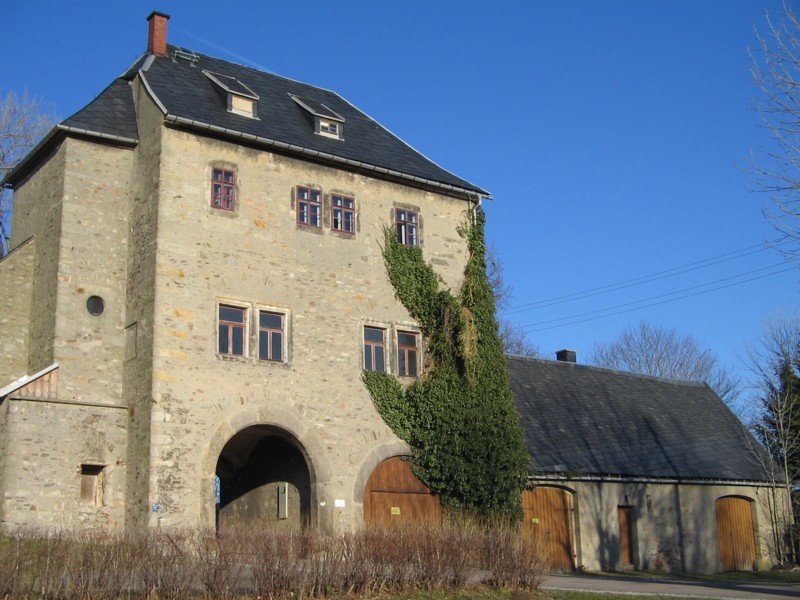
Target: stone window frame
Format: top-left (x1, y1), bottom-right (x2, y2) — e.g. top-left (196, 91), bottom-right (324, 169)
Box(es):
top-left (391, 203), bottom-right (423, 247)
top-left (396, 329), bottom-right (420, 378)
top-left (79, 464), bottom-right (106, 506)
top-left (295, 185), bottom-right (323, 230)
top-left (256, 303), bottom-right (291, 365)
top-left (217, 300), bottom-right (250, 359)
top-left (208, 161), bottom-right (240, 216)
top-left (211, 167), bottom-right (237, 211)
top-left (330, 192), bottom-right (357, 237)
top-left (363, 322), bottom-right (389, 373)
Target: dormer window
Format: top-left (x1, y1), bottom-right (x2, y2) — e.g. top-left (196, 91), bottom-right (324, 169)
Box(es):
top-left (290, 94), bottom-right (345, 140)
top-left (319, 119), bottom-right (339, 136)
top-left (204, 70), bottom-right (259, 119)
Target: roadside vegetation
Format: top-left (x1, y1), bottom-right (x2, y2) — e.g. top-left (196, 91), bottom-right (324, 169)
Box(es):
top-left (0, 521), bottom-right (544, 599)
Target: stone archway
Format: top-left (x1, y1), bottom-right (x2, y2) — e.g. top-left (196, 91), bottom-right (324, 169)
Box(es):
top-left (197, 406), bottom-right (333, 531)
top-left (215, 425), bottom-right (311, 530)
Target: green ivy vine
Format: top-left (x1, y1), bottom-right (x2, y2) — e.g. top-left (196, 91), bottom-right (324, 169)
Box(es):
top-left (363, 207), bottom-right (529, 518)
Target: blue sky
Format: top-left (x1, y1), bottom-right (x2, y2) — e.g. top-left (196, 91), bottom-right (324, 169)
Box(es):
top-left (3, 1), bottom-right (798, 405)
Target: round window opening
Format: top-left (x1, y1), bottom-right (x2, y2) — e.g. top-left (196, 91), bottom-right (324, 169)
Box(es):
top-left (86, 296), bottom-right (105, 316)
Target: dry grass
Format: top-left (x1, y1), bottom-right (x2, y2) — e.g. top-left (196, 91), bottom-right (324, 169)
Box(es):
top-left (0, 521), bottom-right (545, 599)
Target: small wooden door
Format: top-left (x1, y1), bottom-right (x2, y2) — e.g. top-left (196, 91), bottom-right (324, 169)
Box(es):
top-left (363, 456), bottom-right (441, 525)
top-left (522, 487), bottom-right (574, 571)
top-left (716, 496), bottom-right (756, 571)
top-left (618, 506), bottom-right (634, 566)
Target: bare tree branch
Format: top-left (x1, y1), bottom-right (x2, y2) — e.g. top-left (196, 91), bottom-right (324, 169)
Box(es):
top-left (743, 313), bottom-right (800, 564)
top-left (751, 5), bottom-right (800, 257)
top-left (591, 321), bottom-right (740, 405)
top-left (486, 244), bottom-right (541, 357)
top-left (0, 89), bottom-right (56, 256)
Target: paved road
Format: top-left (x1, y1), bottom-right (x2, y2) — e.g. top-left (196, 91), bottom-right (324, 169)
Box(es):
top-left (541, 573), bottom-right (800, 599)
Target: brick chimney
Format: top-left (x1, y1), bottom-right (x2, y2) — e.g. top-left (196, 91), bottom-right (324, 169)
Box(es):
top-left (147, 11), bottom-right (170, 56)
top-left (555, 349), bottom-right (577, 363)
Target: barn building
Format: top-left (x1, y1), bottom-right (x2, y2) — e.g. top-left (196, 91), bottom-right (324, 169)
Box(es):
top-left (0, 12), bottom-right (787, 575)
top-left (509, 352), bottom-right (787, 574)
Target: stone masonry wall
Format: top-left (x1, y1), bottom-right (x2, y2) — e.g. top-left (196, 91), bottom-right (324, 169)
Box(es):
top-left (0, 238), bottom-right (36, 383)
top-left (8, 143), bottom-right (67, 375)
top-left (535, 479), bottom-right (787, 574)
top-left (146, 125), bottom-right (473, 530)
top-left (0, 136), bottom-right (134, 530)
top-left (55, 137), bottom-right (132, 404)
top-left (122, 81), bottom-right (164, 532)
top-left (1, 398), bottom-right (128, 529)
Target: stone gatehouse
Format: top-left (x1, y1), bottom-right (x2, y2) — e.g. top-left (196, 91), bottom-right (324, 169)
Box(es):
top-left (0, 11), bottom-right (483, 533)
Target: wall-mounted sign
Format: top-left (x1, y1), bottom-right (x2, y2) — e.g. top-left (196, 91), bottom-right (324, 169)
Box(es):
top-left (531, 517), bottom-right (539, 524)
top-left (334, 498), bottom-right (346, 508)
top-left (391, 506), bottom-right (401, 515)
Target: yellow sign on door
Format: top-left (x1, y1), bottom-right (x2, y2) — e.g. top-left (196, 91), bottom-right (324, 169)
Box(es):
top-left (390, 506), bottom-right (401, 515)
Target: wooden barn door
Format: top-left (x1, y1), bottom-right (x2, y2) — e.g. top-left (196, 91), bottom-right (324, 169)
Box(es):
top-left (363, 456), bottom-right (441, 525)
top-left (522, 487), bottom-right (574, 571)
top-left (618, 506), bottom-right (634, 566)
top-left (716, 496), bottom-right (756, 571)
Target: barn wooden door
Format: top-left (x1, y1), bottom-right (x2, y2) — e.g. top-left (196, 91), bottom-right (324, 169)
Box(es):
top-left (522, 487), bottom-right (574, 571)
top-left (363, 456), bottom-right (441, 525)
top-left (716, 496), bottom-right (756, 571)
top-left (618, 506), bottom-right (634, 566)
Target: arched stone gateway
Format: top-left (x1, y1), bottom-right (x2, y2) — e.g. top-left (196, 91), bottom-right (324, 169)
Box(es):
top-left (215, 425), bottom-right (312, 530)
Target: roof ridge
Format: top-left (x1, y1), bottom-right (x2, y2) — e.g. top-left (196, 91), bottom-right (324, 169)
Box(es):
top-left (158, 44), bottom-right (488, 196)
top-left (505, 353), bottom-right (710, 388)
top-left (164, 44), bottom-right (343, 97)
top-left (331, 90), bottom-right (491, 198)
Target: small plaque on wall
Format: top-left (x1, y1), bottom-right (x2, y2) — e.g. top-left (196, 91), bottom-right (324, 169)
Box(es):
top-left (391, 506), bottom-right (401, 515)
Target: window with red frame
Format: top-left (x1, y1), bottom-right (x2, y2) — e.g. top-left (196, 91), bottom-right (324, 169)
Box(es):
top-left (331, 194), bottom-right (355, 234)
top-left (258, 311), bottom-right (284, 362)
top-left (297, 186), bottom-right (322, 227)
top-left (218, 305), bottom-right (246, 356)
top-left (395, 208), bottom-right (418, 246)
top-left (363, 326), bottom-right (386, 372)
top-left (397, 331), bottom-right (418, 377)
top-left (211, 168), bottom-right (236, 210)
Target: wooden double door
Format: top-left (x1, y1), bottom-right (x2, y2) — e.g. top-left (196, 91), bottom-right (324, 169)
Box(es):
top-left (522, 487), bottom-right (574, 571)
top-left (363, 456), bottom-right (441, 525)
top-left (716, 496), bottom-right (756, 571)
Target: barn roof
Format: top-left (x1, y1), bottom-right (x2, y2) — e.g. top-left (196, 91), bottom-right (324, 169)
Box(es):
top-left (507, 355), bottom-right (774, 482)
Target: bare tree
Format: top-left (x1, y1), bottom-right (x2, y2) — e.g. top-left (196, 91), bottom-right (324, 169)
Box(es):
top-left (591, 321), bottom-right (740, 405)
top-left (486, 244), bottom-right (541, 357)
top-left (745, 314), bottom-right (800, 564)
top-left (752, 6), bottom-right (800, 255)
top-left (0, 89), bottom-right (55, 255)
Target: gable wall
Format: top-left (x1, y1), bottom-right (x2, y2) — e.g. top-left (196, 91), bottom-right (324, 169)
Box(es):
top-left (146, 124), bottom-right (473, 528)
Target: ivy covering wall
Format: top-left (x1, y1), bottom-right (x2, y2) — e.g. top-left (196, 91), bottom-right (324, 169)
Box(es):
top-left (363, 207), bottom-right (529, 518)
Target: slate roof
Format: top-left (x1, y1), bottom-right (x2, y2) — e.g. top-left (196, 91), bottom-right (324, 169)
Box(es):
top-left (61, 79), bottom-right (139, 142)
top-left (5, 46), bottom-right (487, 196)
top-left (507, 355), bottom-right (773, 482)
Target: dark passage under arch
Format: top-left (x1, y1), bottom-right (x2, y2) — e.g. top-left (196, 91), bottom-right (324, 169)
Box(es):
top-left (215, 425), bottom-right (311, 530)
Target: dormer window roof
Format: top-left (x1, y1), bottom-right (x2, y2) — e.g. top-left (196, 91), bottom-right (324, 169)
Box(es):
top-left (290, 94), bottom-right (345, 140)
top-left (204, 70), bottom-right (259, 119)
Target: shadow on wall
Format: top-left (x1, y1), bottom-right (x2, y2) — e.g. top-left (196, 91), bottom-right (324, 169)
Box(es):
top-left (216, 427), bottom-right (311, 530)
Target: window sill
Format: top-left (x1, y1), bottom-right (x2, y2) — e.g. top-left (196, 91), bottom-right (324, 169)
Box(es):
top-left (215, 354), bottom-right (290, 368)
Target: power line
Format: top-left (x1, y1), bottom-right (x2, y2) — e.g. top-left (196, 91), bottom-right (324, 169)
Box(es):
top-left (519, 263), bottom-right (796, 332)
top-left (502, 238), bottom-right (796, 315)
